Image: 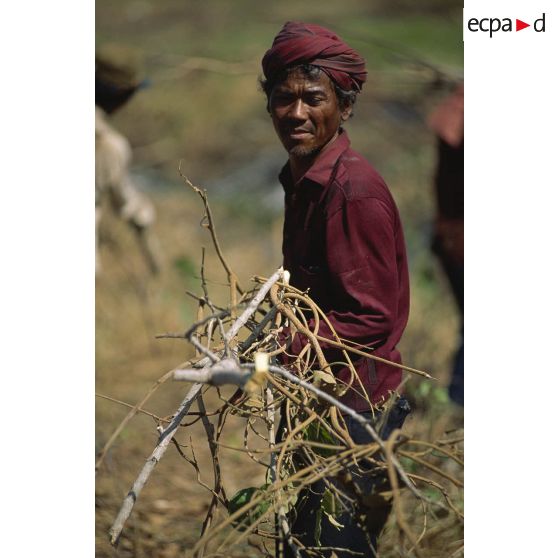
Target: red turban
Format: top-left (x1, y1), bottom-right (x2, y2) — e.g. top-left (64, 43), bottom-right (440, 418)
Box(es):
top-left (262, 21), bottom-right (367, 92)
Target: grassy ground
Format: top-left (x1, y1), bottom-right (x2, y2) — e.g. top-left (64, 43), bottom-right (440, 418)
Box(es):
top-left (96, 2), bottom-right (463, 556)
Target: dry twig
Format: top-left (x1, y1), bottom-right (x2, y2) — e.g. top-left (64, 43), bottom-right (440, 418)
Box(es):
top-left (102, 183), bottom-right (463, 556)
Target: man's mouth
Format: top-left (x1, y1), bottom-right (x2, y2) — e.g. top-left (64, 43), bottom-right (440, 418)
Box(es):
top-left (286, 128), bottom-right (313, 139)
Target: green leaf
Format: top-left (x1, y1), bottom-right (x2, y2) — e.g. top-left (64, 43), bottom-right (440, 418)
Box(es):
top-left (227, 486), bottom-right (271, 532)
top-left (303, 421), bottom-right (338, 457)
top-left (314, 490), bottom-right (344, 545)
top-left (433, 386), bottom-right (450, 404)
top-left (322, 489), bottom-right (337, 516)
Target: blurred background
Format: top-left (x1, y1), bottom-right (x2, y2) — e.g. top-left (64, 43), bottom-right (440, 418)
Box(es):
top-left (96, 1), bottom-right (463, 556)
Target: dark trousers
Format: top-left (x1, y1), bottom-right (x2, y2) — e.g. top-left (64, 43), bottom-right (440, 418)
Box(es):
top-left (432, 239), bottom-right (465, 407)
top-left (436, 247), bottom-right (464, 406)
top-left (280, 398), bottom-right (411, 558)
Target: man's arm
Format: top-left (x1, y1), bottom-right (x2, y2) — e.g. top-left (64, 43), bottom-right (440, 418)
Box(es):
top-left (290, 196), bottom-right (401, 355)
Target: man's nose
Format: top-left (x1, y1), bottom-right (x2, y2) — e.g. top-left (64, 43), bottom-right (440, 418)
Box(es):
top-left (289, 99), bottom-right (307, 121)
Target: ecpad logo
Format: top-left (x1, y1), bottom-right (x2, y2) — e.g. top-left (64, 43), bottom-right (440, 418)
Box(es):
top-left (467, 13), bottom-right (546, 38)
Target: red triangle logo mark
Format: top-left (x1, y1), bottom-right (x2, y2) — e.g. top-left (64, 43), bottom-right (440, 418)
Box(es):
top-left (516, 19), bottom-right (530, 31)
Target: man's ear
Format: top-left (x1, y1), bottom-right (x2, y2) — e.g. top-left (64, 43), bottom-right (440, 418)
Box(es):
top-left (340, 103), bottom-right (353, 122)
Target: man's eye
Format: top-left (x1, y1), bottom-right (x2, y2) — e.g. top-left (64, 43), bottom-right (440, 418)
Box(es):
top-left (306, 97), bottom-right (324, 106)
top-left (272, 94), bottom-right (292, 105)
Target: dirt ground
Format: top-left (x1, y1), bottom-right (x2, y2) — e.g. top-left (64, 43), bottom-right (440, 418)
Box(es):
top-left (95, 193), bottom-right (276, 557)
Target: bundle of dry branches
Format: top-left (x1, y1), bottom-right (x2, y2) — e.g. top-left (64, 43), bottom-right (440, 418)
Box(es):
top-left (98, 175), bottom-right (464, 558)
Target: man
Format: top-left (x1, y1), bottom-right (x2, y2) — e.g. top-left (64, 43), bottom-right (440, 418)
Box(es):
top-left (429, 83), bottom-right (464, 406)
top-left (95, 44), bottom-right (160, 275)
top-left (261, 22), bottom-right (411, 556)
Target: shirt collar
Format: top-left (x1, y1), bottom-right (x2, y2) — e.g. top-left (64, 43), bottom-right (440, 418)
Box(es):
top-left (278, 129), bottom-right (351, 193)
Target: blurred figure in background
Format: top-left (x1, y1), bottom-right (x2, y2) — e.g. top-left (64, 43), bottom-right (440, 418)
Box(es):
top-left (428, 83), bottom-right (464, 405)
top-left (95, 44), bottom-right (160, 275)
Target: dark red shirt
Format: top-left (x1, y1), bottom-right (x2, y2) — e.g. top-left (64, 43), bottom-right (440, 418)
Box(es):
top-left (280, 130), bottom-right (410, 411)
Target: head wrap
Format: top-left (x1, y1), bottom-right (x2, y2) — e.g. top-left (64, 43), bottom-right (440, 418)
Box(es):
top-left (428, 83), bottom-right (464, 148)
top-left (96, 44), bottom-right (145, 90)
top-left (262, 21), bottom-right (367, 92)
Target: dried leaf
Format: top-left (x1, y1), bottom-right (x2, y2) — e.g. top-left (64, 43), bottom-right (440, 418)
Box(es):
top-left (325, 511), bottom-right (344, 529)
top-left (243, 370), bottom-right (268, 394)
top-left (312, 369), bottom-right (336, 386)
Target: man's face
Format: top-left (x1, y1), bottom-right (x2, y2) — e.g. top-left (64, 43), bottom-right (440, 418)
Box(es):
top-left (269, 68), bottom-right (352, 161)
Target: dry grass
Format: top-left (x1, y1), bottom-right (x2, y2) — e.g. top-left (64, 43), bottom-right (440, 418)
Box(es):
top-left (96, 187), bottom-right (462, 557)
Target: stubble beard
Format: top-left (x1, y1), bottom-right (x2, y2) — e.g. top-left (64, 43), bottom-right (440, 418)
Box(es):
top-left (288, 144), bottom-right (320, 160)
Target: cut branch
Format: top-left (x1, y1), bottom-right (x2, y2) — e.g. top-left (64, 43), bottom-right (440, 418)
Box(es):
top-left (108, 269), bottom-right (285, 545)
